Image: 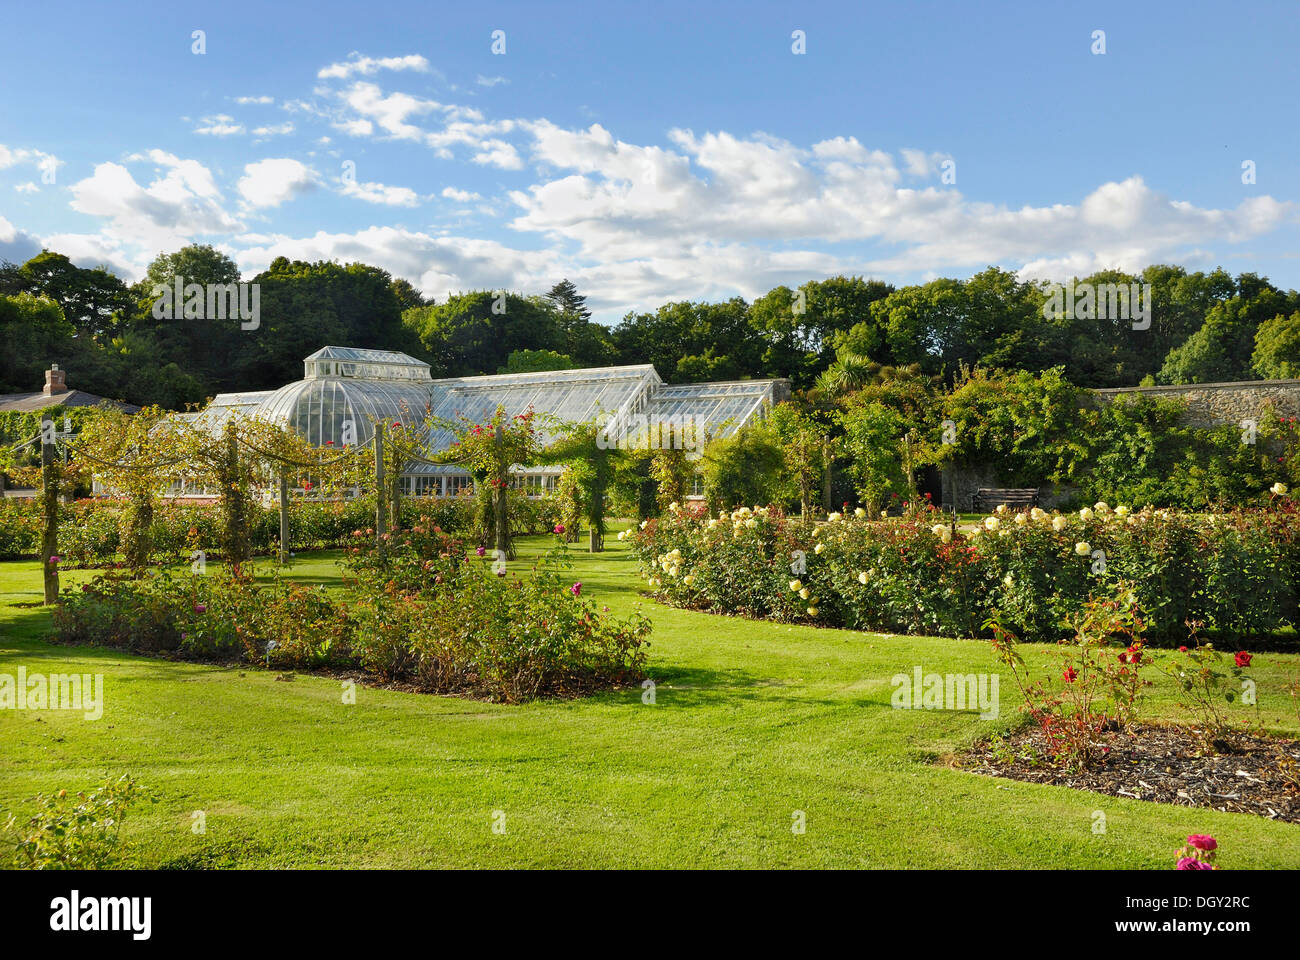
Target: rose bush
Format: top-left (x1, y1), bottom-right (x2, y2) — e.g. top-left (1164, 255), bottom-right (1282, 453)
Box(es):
top-left (53, 515), bottom-right (650, 703)
top-left (627, 498), bottom-right (1300, 646)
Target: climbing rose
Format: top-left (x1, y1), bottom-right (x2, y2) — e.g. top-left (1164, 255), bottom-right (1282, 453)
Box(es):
top-left (1185, 835), bottom-right (1218, 852)
top-left (1176, 857), bottom-right (1214, 870)
top-left (554, 524), bottom-right (565, 534)
top-left (570, 582), bottom-right (582, 597)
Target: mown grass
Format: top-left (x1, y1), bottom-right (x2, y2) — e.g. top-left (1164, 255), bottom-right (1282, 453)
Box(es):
top-left (1, 527), bottom-right (1298, 868)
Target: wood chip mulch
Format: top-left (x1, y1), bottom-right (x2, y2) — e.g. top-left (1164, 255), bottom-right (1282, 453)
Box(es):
top-left (953, 723), bottom-right (1300, 823)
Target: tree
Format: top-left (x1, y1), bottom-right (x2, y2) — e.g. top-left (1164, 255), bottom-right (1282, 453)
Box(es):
top-left (1158, 279), bottom-right (1298, 384)
top-left (1252, 312), bottom-right (1300, 380)
top-left (538, 419), bottom-right (629, 550)
top-left (0, 293), bottom-right (75, 392)
top-left (749, 277), bottom-right (894, 386)
top-left (15, 251), bottom-right (131, 341)
top-left (545, 279), bottom-right (591, 321)
top-left (699, 422), bottom-right (784, 512)
top-left (766, 403), bottom-right (826, 517)
top-left (403, 291), bottom-right (564, 377)
top-left (248, 258), bottom-right (409, 388)
top-left (499, 349), bottom-right (578, 374)
top-left (389, 277), bottom-right (428, 313)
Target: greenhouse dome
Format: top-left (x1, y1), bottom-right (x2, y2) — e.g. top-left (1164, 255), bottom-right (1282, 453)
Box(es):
top-left (250, 346), bottom-right (435, 448)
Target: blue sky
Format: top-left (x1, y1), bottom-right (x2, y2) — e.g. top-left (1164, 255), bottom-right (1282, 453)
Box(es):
top-left (2, 0), bottom-right (1298, 321)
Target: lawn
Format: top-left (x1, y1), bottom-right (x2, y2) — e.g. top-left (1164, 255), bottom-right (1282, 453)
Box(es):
top-left (1, 529), bottom-right (1298, 869)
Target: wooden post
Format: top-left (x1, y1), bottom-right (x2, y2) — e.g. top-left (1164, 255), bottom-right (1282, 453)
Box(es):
top-left (40, 421), bottom-right (59, 604)
top-left (494, 424), bottom-right (509, 561)
top-left (821, 435), bottom-right (832, 514)
top-left (278, 471), bottom-right (290, 564)
top-left (374, 422), bottom-right (386, 559)
top-left (390, 464), bottom-right (402, 533)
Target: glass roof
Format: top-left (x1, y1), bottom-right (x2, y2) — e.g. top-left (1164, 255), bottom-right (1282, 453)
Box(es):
top-left (254, 379), bottom-right (434, 448)
top-left (181, 349), bottom-right (786, 477)
top-left (303, 345), bottom-right (431, 383)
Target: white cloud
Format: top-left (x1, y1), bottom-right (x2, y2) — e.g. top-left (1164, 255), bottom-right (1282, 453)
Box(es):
top-left (252, 122), bottom-right (296, 137)
top-left (194, 114), bottom-right (245, 136)
top-left (476, 75), bottom-right (509, 87)
top-left (233, 225), bottom-right (563, 298)
top-left (14, 182), bottom-right (39, 194)
top-left (55, 152), bottom-right (241, 276)
top-left (441, 186), bottom-right (481, 202)
top-left (0, 214), bottom-right (43, 265)
top-left (236, 158), bottom-right (316, 209)
top-left (234, 95), bottom-right (274, 105)
top-left (318, 54), bottom-right (430, 81)
top-left (340, 179), bottom-right (422, 207)
top-left (0, 144), bottom-right (61, 181)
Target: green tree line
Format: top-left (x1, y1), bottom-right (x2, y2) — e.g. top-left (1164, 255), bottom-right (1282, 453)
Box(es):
top-left (3, 246), bottom-right (1298, 408)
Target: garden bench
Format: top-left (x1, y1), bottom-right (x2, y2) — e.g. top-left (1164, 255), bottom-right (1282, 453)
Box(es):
top-left (972, 487), bottom-right (1039, 512)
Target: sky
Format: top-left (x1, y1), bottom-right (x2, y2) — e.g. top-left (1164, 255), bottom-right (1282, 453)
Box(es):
top-left (1, 0), bottom-right (1299, 323)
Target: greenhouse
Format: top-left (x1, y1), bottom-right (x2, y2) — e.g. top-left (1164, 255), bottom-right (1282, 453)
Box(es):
top-left (186, 346), bottom-right (789, 497)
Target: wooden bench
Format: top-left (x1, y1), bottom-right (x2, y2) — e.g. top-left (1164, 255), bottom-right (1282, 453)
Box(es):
top-left (972, 487), bottom-right (1039, 512)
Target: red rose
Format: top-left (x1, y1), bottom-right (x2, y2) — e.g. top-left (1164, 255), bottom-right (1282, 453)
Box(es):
top-left (1234, 650), bottom-right (1252, 668)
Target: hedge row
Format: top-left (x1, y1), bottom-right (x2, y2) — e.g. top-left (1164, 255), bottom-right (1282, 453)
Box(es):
top-left (626, 501), bottom-right (1300, 647)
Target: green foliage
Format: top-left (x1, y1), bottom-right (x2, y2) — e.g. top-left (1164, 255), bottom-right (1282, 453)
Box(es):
top-left (628, 502), bottom-right (1300, 646)
top-left (404, 292), bottom-right (565, 377)
top-left (1159, 281), bottom-right (1299, 384)
top-left (943, 367), bottom-right (1092, 486)
top-left (1078, 396), bottom-right (1291, 508)
top-left (500, 348), bottom-right (577, 373)
top-left (0, 292), bottom-right (75, 394)
top-left (5, 775), bottom-right (155, 870)
top-left (53, 532), bottom-right (652, 703)
top-left (1253, 311), bottom-right (1300, 380)
top-left (699, 423), bottom-right (784, 512)
top-left (0, 496), bottom-right (474, 563)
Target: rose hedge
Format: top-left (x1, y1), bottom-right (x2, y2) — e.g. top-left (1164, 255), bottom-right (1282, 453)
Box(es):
top-left (624, 501), bottom-right (1300, 647)
top-left (52, 522), bottom-right (650, 703)
top-left (0, 489), bottom-right (573, 564)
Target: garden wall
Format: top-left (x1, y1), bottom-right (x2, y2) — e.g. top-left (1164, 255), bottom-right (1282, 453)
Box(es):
top-left (1093, 378), bottom-right (1300, 428)
top-left (942, 378), bottom-right (1300, 511)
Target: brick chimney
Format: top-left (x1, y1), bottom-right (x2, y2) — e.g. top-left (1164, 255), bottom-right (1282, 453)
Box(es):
top-left (43, 364), bottom-right (67, 396)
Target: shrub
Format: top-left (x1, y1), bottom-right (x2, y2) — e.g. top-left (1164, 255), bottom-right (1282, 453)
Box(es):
top-left (4, 775), bottom-right (155, 870)
top-left (53, 526), bottom-right (651, 703)
top-left (988, 585), bottom-right (1152, 769)
top-left (627, 498), bottom-right (1300, 647)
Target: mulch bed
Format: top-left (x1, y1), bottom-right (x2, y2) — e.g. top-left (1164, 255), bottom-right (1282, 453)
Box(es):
top-left (954, 723), bottom-right (1300, 823)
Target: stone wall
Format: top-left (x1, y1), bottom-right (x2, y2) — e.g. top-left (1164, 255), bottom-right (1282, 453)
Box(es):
top-left (1093, 378), bottom-right (1300, 429)
top-left (941, 378), bottom-right (1300, 511)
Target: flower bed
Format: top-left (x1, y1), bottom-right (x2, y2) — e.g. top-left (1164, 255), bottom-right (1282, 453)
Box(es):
top-left (624, 499), bottom-right (1300, 646)
top-left (52, 522), bottom-right (650, 703)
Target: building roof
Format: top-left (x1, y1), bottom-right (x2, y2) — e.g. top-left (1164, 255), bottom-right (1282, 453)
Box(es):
top-left (185, 346), bottom-right (789, 476)
top-left (0, 389), bottom-right (141, 414)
